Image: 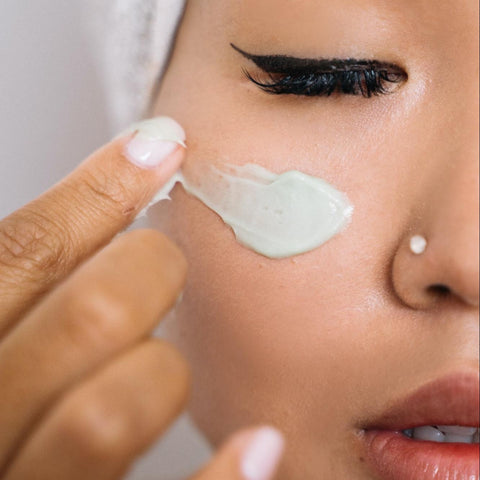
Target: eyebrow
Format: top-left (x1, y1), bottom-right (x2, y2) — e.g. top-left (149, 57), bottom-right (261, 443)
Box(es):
top-left (230, 43), bottom-right (403, 74)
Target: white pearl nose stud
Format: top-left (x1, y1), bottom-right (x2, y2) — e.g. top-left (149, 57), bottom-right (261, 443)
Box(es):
top-left (410, 235), bottom-right (427, 255)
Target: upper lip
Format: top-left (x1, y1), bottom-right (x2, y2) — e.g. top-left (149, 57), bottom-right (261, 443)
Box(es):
top-left (363, 371), bottom-right (480, 431)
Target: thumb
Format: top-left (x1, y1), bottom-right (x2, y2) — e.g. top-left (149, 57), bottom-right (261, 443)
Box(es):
top-left (191, 426), bottom-right (285, 480)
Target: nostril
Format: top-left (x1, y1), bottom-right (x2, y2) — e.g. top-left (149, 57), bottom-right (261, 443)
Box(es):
top-left (427, 284), bottom-right (451, 298)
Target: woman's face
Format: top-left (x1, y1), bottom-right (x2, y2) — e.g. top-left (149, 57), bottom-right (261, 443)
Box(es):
top-left (150, 1), bottom-right (479, 478)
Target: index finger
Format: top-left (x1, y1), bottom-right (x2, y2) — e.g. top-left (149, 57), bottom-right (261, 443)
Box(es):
top-left (0, 116), bottom-right (185, 333)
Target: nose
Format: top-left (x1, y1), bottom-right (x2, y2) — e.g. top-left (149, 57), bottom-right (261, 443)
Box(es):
top-left (391, 130), bottom-right (479, 311)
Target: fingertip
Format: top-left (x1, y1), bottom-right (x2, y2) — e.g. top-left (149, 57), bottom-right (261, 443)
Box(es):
top-left (72, 116), bottom-right (187, 226)
top-left (117, 116), bottom-right (187, 171)
top-left (198, 426), bottom-right (285, 480)
top-left (238, 426), bottom-right (285, 480)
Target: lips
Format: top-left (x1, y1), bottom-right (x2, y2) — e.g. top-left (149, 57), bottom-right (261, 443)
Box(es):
top-left (360, 372), bottom-right (480, 480)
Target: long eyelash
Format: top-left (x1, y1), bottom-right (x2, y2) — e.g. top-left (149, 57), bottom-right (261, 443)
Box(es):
top-left (242, 67), bottom-right (403, 98)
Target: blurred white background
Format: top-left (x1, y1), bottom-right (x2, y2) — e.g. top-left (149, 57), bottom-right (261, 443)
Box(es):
top-left (0, 1), bottom-right (211, 478)
top-left (0, 1), bottom-right (109, 218)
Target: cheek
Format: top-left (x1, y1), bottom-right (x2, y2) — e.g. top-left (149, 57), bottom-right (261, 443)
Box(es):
top-left (147, 149), bottom-right (394, 438)
top-left (147, 119), bottom-right (398, 327)
top-left (154, 61), bottom-right (412, 266)
top-left (151, 56), bottom-right (422, 441)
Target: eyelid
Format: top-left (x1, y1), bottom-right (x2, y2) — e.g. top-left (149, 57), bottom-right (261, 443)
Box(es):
top-left (230, 42), bottom-right (407, 78)
top-left (231, 43), bottom-right (407, 98)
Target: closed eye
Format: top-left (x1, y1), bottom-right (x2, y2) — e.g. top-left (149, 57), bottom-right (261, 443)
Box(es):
top-left (231, 43), bottom-right (407, 98)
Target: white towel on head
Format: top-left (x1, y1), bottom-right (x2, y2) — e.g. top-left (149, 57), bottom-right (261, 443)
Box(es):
top-left (85, 0), bottom-right (186, 134)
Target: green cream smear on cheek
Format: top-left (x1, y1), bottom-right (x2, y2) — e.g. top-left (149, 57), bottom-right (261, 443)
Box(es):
top-left (143, 163), bottom-right (353, 259)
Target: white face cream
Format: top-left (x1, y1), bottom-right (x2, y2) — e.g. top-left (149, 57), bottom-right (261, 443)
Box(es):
top-left (144, 163), bottom-right (353, 259)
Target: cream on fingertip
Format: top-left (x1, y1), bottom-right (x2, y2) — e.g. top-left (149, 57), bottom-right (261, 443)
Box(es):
top-left (119, 116), bottom-right (186, 169)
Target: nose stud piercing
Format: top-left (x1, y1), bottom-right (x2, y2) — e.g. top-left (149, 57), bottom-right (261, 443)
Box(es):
top-left (410, 235), bottom-right (427, 255)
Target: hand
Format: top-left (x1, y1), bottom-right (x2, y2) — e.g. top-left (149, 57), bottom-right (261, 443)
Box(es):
top-left (0, 117), bottom-right (285, 480)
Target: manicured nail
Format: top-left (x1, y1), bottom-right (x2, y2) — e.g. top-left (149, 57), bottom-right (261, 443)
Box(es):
top-left (241, 426), bottom-right (285, 480)
top-left (119, 116), bottom-right (186, 169)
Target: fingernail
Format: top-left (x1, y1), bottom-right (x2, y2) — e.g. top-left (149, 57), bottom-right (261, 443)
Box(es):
top-left (241, 427), bottom-right (285, 480)
top-left (119, 116), bottom-right (186, 169)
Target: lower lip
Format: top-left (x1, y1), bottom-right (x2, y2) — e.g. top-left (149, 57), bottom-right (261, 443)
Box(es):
top-left (363, 430), bottom-right (479, 480)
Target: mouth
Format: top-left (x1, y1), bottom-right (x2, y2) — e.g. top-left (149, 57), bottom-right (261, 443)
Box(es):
top-left (360, 372), bottom-right (480, 480)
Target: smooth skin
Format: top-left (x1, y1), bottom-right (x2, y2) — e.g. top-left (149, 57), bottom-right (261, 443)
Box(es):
top-left (0, 135), bottom-right (268, 479)
top-left (149, 0), bottom-right (479, 478)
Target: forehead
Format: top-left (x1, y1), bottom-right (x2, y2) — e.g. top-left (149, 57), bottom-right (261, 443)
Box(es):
top-left (212, 0), bottom-right (471, 24)
top-left (193, 0), bottom-right (476, 58)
